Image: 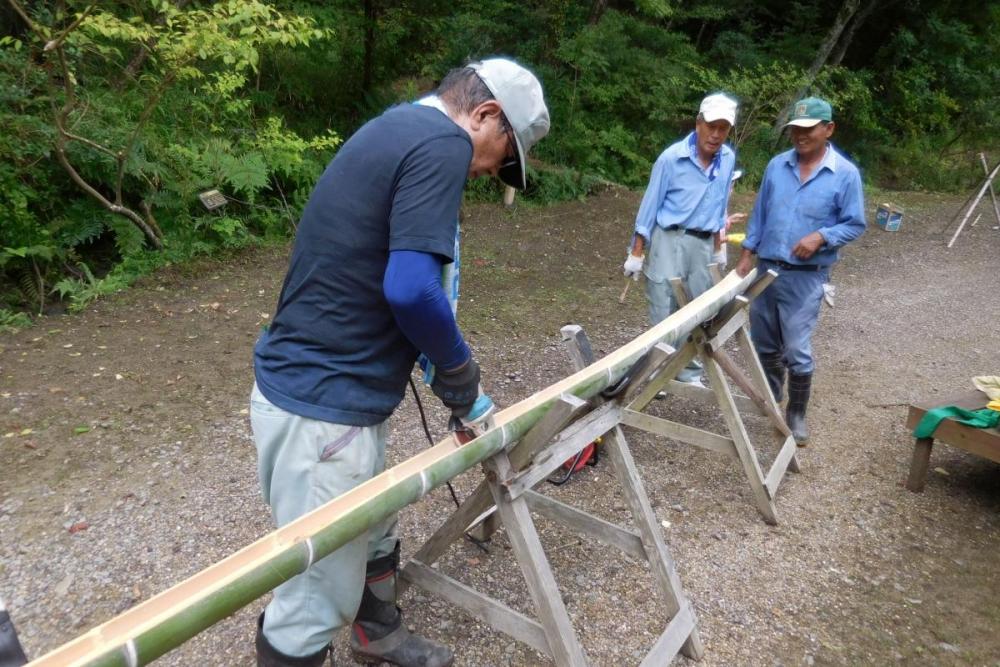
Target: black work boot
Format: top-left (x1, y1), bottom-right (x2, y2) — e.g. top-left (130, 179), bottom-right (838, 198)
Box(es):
top-left (256, 613), bottom-right (331, 667)
top-left (759, 352), bottom-right (786, 403)
top-left (786, 372), bottom-right (812, 446)
top-left (351, 542), bottom-right (453, 667)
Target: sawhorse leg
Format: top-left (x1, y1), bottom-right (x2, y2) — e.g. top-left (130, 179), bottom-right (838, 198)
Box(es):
top-left (562, 325), bottom-right (704, 661)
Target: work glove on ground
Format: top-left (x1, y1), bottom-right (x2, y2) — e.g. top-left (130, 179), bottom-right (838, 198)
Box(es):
top-left (431, 358), bottom-right (480, 417)
top-left (623, 253), bottom-right (644, 281)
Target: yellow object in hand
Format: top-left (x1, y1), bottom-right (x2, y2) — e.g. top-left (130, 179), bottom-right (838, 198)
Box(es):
top-left (727, 233), bottom-right (746, 244)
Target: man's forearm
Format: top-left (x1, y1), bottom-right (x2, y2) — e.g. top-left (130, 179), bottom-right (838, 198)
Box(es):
top-left (630, 234), bottom-right (646, 256)
top-left (384, 250), bottom-right (470, 370)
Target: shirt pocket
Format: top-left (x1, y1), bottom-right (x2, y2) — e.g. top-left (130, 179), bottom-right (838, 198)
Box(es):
top-left (798, 192), bottom-right (836, 230)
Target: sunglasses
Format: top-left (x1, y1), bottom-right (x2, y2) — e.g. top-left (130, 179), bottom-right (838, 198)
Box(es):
top-left (501, 121), bottom-right (518, 170)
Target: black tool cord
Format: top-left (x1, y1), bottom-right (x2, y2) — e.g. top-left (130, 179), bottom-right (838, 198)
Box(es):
top-left (408, 377), bottom-right (490, 553)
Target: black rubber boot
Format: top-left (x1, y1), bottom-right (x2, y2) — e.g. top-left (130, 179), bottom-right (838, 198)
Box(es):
top-left (786, 372), bottom-right (812, 446)
top-left (759, 352), bottom-right (786, 403)
top-left (350, 542), bottom-right (453, 667)
top-left (0, 602), bottom-right (29, 667)
top-left (256, 613), bottom-right (331, 667)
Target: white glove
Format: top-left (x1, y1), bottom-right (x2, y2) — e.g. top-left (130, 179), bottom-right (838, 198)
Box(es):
top-left (712, 248), bottom-right (726, 266)
top-left (623, 253), bottom-right (644, 281)
top-left (822, 283), bottom-right (836, 307)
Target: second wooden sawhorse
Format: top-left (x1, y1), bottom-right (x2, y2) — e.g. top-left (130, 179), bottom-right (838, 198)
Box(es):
top-left (614, 267), bottom-right (801, 525)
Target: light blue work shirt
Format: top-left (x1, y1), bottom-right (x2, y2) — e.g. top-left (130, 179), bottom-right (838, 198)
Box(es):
top-left (744, 144), bottom-right (865, 266)
top-left (633, 132), bottom-right (736, 240)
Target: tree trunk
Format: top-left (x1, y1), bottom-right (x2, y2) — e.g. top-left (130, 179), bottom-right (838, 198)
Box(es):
top-left (772, 0), bottom-right (861, 139)
top-left (829, 0), bottom-right (881, 66)
top-left (117, 0), bottom-right (191, 88)
top-left (362, 0), bottom-right (377, 97)
top-left (588, 0), bottom-right (608, 24)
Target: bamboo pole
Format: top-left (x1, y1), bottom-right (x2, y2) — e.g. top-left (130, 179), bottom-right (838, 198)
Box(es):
top-left (27, 269), bottom-right (758, 667)
top-left (947, 161), bottom-right (1000, 247)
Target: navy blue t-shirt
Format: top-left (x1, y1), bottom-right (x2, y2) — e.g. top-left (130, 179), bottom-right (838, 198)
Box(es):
top-left (254, 104), bottom-right (472, 425)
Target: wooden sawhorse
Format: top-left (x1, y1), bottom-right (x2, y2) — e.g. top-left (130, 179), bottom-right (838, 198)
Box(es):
top-left (615, 267), bottom-right (800, 525)
top-left (399, 334), bottom-right (707, 665)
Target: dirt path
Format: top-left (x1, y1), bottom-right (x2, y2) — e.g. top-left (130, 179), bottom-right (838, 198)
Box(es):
top-left (1, 188), bottom-right (998, 666)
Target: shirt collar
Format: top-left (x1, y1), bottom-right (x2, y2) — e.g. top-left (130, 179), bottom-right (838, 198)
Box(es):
top-left (785, 143), bottom-right (837, 173)
top-left (684, 131), bottom-right (723, 181)
top-left (415, 94), bottom-right (449, 115)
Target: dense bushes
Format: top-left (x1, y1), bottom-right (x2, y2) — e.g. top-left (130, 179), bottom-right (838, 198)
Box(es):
top-left (1, 0), bottom-right (997, 321)
top-left (1, 1), bottom-right (338, 318)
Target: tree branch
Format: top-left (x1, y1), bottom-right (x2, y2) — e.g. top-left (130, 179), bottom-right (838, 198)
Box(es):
top-left (830, 0), bottom-right (883, 66)
top-left (62, 129), bottom-right (118, 159)
top-left (50, 41), bottom-right (163, 248)
top-left (43, 3), bottom-right (96, 52)
top-left (772, 0), bottom-right (861, 139)
top-left (117, 0), bottom-right (191, 87)
top-left (5, 0), bottom-right (41, 34)
top-left (53, 134), bottom-right (163, 249)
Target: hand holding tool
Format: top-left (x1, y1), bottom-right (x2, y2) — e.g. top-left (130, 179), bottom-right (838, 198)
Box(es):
top-left (451, 391), bottom-right (496, 446)
top-left (431, 358), bottom-right (480, 415)
top-left (622, 253), bottom-right (643, 281)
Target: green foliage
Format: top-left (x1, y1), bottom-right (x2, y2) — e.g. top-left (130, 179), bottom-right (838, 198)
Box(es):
top-left (53, 261), bottom-right (131, 312)
top-left (0, 0), bottom-right (341, 314)
top-left (0, 308), bottom-right (32, 333)
top-left (548, 10), bottom-right (701, 184)
top-left (1, 0), bottom-right (997, 317)
top-left (525, 166), bottom-right (607, 204)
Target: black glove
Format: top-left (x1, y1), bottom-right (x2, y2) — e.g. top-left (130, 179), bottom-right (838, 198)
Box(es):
top-left (431, 358), bottom-right (480, 417)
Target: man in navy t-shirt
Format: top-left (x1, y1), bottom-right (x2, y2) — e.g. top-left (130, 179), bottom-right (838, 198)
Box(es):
top-left (250, 59), bottom-right (549, 667)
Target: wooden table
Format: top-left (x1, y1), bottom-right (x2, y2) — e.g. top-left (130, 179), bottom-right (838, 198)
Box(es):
top-left (905, 390), bottom-right (1000, 492)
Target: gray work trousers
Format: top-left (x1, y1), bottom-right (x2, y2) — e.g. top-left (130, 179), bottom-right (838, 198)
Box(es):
top-left (643, 226), bottom-right (714, 383)
top-left (250, 383), bottom-right (398, 656)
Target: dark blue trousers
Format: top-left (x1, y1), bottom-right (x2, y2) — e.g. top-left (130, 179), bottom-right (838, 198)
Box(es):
top-left (749, 259), bottom-right (829, 375)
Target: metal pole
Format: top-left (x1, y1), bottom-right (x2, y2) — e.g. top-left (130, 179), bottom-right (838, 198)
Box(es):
top-left (948, 161), bottom-right (1000, 248)
top-left (979, 153), bottom-right (1000, 228)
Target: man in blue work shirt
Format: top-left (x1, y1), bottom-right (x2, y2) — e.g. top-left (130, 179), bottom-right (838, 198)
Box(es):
top-left (251, 58), bottom-right (549, 667)
top-left (735, 96), bottom-right (866, 445)
top-left (623, 93), bottom-right (739, 386)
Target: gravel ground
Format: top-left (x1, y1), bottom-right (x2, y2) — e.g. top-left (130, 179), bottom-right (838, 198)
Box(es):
top-left (1, 188), bottom-right (998, 666)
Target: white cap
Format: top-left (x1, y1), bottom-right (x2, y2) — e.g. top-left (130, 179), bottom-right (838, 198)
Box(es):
top-left (699, 93), bottom-right (738, 126)
top-left (469, 58), bottom-right (550, 190)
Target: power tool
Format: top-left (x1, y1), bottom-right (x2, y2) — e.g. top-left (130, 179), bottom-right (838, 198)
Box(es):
top-left (450, 390), bottom-right (496, 446)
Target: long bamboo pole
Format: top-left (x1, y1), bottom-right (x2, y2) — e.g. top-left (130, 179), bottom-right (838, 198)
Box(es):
top-left (27, 269), bottom-right (758, 667)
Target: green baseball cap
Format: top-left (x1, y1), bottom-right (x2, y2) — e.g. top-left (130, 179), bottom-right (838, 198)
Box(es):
top-left (785, 96), bottom-right (833, 128)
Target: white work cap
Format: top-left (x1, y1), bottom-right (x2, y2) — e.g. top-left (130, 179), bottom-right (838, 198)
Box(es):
top-left (469, 58), bottom-right (550, 190)
top-left (699, 92), bottom-right (738, 126)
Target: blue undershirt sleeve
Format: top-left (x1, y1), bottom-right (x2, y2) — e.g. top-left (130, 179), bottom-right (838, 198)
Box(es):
top-left (384, 249), bottom-right (470, 371)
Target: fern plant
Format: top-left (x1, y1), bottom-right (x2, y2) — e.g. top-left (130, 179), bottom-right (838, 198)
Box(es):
top-left (52, 261), bottom-right (129, 312)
